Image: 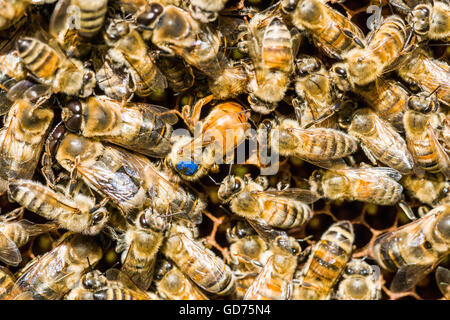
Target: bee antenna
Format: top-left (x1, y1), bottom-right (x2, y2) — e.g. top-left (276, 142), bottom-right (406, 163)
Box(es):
top-left (296, 235), bottom-right (312, 243)
top-left (86, 256), bottom-right (93, 272)
top-left (228, 163), bottom-right (233, 177)
top-left (428, 85), bottom-right (441, 97)
top-left (208, 175), bottom-right (220, 186)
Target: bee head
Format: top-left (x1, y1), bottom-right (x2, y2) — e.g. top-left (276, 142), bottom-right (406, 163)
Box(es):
top-left (295, 56), bottom-right (321, 77)
top-left (136, 3), bottom-right (164, 30)
top-left (62, 100), bottom-right (82, 133)
top-left (410, 5), bottom-right (431, 35)
top-left (218, 175), bottom-right (243, 202)
top-left (105, 19), bottom-right (130, 43)
top-left (281, 0), bottom-right (299, 13)
top-left (81, 270), bottom-right (106, 290)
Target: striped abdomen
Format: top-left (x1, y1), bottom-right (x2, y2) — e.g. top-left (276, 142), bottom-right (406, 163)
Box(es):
top-left (404, 111), bottom-right (450, 176)
top-left (293, 128), bottom-right (358, 161)
top-left (1, 223), bottom-right (29, 248)
top-left (77, 0), bottom-right (108, 38)
top-left (93, 286), bottom-right (149, 300)
top-left (260, 197), bottom-right (312, 229)
top-left (157, 267), bottom-right (209, 300)
top-left (130, 57), bottom-right (164, 97)
top-left (295, 221), bottom-right (354, 300)
top-left (262, 18), bottom-right (293, 72)
top-left (16, 38), bottom-right (60, 79)
top-left (348, 175), bottom-right (403, 205)
top-left (156, 56), bottom-right (194, 93)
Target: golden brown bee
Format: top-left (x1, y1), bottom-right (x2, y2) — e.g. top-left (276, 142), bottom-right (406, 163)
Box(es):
top-left (342, 108), bottom-right (414, 174)
top-left (8, 179), bottom-right (109, 235)
top-left (104, 19), bottom-right (167, 97)
top-left (162, 224), bottom-right (235, 296)
top-left (261, 117), bottom-right (358, 166)
top-left (227, 220), bottom-right (269, 299)
top-left (244, 236), bottom-right (300, 300)
top-left (293, 220), bottom-right (354, 300)
top-left (0, 266), bottom-right (15, 300)
top-left (16, 36), bottom-right (95, 97)
top-left (408, 1), bottom-right (450, 41)
top-left (0, 89), bottom-right (54, 194)
top-left (334, 259), bottom-right (381, 300)
top-left (241, 13), bottom-right (299, 114)
top-left (136, 3), bottom-right (248, 99)
top-left (294, 56), bottom-right (342, 129)
top-left (403, 109), bottom-right (450, 178)
top-left (397, 48), bottom-right (450, 105)
top-left (436, 266), bottom-right (450, 299)
top-left (66, 269), bottom-right (152, 300)
top-left (111, 212), bottom-right (166, 291)
top-left (167, 98), bottom-right (250, 181)
top-left (0, 207), bottom-right (56, 266)
top-left (187, 0), bottom-right (227, 23)
top-left (281, 0), bottom-right (365, 59)
top-left (309, 165), bottom-right (404, 206)
top-left (372, 203), bottom-right (450, 292)
top-left (154, 260), bottom-right (209, 300)
top-left (330, 64), bottom-right (409, 130)
top-left (402, 173), bottom-right (449, 206)
top-left (49, 0), bottom-right (108, 46)
top-left (8, 232), bottom-right (103, 300)
top-left (43, 126), bottom-right (206, 222)
top-left (153, 55), bottom-right (195, 94)
top-left (218, 174), bottom-right (314, 229)
top-left (61, 95), bottom-right (178, 158)
top-left (343, 15), bottom-right (408, 86)
top-left (0, 0), bottom-right (56, 30)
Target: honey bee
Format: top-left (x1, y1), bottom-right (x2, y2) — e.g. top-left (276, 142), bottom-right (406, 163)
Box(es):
top-left (167, 98), bottom-right (250, 181)
top-left (294, 56), bottom-right (342, 129)
top-left (43, 126), bottom-right (206, 222)
top-left (9, 232), bottom-right (103, 300)
top-left (436, 266), bottom-right (450, 299)
top-left (0, 207), bottom-right (57, 266)
top-left (0, 266), bottom-right (15, 299)
top-left (372, 203), bottom-right (450, 292)
top-left (403, 173), bottom-right (449, 206)
top-left (293, 220), bottom-right (354, 300)
top-left (244, 236), bottom-right (300, 300)
top-left (333, 259), bottom-right (382, 300)
top-left (61, 95), bottom-right (178, 158)
top-left (16, 36), bottom-right (96, 97)
top-left (136, 3), bottom-right (248, 99)
top-left (309, 164), bottom-right (404, 206)
top-left (408, 1), bottom-right (450, 41)
top-left (260, 117), bottom-right (358, 166)
top-left (342, 108), bottom-right (414, 174)
top-left (153, 55), bottom-right (195, 94)
top-left (0, 88), bottom-right (54, 194)
top-left (111, 212), bottom-right (166, 291)
top-left (162, 224), bottom-right (236, 296)
top-left (49, 0), bottom-right (108, 56)
top-left (241, 13), bottom-right (299, 114)
top-left (403, 109), bottom-right (450, 178)
top-left (397, 47), bottom-right (450, 105)
top-left (227, 220), bottom-right (269, 299)
top-left (330, 64), bottom-right (409, 130)
top-left (218, 174), bottom-right (315, 230)
top-left (104, 18), bottom-right (167, 97)
top-left (153, 259), bottom-right (209, 300)
top-left (343, 15), bottom-right (409, 86)
top-left (8, 179), bottom-right (109, 235)
top-left (281, 0), bottom-right (365, 60)
top-left (0, 0), bottom-right (57, 31)
top-left (187, 0), bottom-right (227, 23)
top-left (66, 269), bottom-right (152, 300)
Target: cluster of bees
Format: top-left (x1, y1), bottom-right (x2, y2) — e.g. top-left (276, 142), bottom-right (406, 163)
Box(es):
top-left (0, 0), bottom-right (448, 300)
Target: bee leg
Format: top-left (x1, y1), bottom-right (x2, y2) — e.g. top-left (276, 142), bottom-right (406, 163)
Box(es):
top-left (41, 144), bottom-right (56, 188)
top-left (340, 28), bottom-right (366, 49)
top-left (3, 207), bottom-right (25, 221)
top-left (68, 157), bottom-right (80, 196)
top-left (398, 200), bottom-right (417, 221)
top-left (181, 95), bottom-right (214, 129)
top-left (89, 198), bottom-right (109, 214)
top-left (360, 144), bottom-right (378, 166)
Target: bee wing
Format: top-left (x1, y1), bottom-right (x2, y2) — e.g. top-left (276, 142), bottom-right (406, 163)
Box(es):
top-left (390, 264), bottom-right (431, 293)
top-left (435, 267), bottom-right (450, 299)
top-left (0, 232), bottom-right (21, 266)
top-left (426, 124), bottom-right (450, 179)
top-left (343, 166), bottom-right (402, 181)
top-left (120, 240), bottom-right (156, 291)
top-left (133, 102), bottom-right (179, 125)
top-left (49, 0), bottom-right (72, 39)
top-left (419, 54), bottom-right (450, 99)
top-left (16, 220), bottom-right (58, 237)
top-left (251, 188), bottom-right (320, 204)
top-left (247, 218), bottom-right (288, 244)
top-left (105, 268), bottom-right (150, 297)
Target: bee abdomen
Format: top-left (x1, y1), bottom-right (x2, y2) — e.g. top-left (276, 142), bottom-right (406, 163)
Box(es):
top-left (16, 38), bottom-right (60, 79)
top-left (79, 2), bottom-right (108, 38)
top-left (263, 18), bottom-right (293, 72)
top-left (262, 200), bottom-right (311, 229)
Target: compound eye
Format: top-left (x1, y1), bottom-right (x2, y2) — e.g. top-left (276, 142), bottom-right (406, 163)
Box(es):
top-left (92, 212), bottom-right (105, 225)
top-left (139, 213), bottom-right (150, 228)
top-left (312, 61), bottom-right (321, 72)
top-left (335, 67), bottom-right (347, 77)
top-left (231, 179), bottom-right (242, 193)
top-left (137, 3), bottom-right (163, 28)
top-left (64, 100), bottom-right (82, 132)
top-left (48, 124), bottom-right (66, 157)
top-left (291, 247), bottom-right (299, 255)
top-left (283, 0), bottom-right (298, 12)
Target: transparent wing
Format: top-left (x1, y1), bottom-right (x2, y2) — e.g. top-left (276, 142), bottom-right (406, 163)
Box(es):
top-left (251, 188), bottom-right (320, 204)
top-left (49, 0), bottom-right (72, 39)
top-left (0, 232), bottom-right (21, 266)
top-left (247, 218), bottom-right (288, 244)
top-left (133, 102), bottom-right (179, 125)
top-left (390, 264), bottom-right (431, 293)
top-left (105, 268), bottom-right (150, 296)
top-left (16, 220), bottom-right (58, 237)
top-left (243, 255), bottom-right (277, 300)
top-left (435, 267), bottom-right (450, 299)
top-left (426, 124), bottom-right (450, 179)
top-left (335, 166), bottom-right (402, 183)
top-left (120, 240), bottom-right (156, 291)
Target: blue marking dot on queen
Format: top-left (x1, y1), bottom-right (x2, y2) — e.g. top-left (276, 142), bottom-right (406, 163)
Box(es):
top-left (176, 161), bottom-right (199, 176)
